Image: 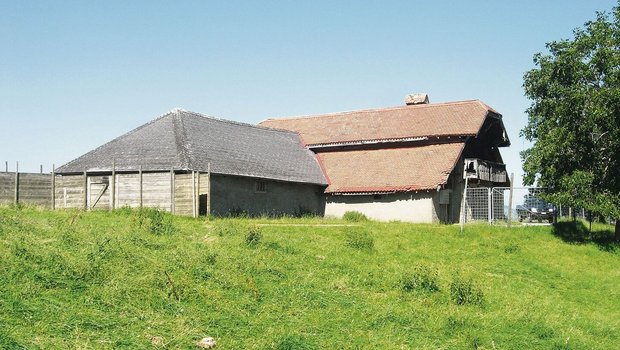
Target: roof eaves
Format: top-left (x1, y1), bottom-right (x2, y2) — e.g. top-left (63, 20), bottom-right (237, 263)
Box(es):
top-left (308, 136), bottom-right (429, 148)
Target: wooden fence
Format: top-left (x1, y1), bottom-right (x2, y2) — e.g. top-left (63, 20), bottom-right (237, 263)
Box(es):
top-left (0, 162), bottom-right (211, 217)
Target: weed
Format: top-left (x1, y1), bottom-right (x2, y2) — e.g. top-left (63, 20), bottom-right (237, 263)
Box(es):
top-left (274, 335), bottom-right (317, 350)
top-left (137, 208), bottom-right (176, 235)
top-left (450, 274), bottom-right (484, 306)
top-left (212, 221), bottom-right (242, 236)
top-left (206, 253), bottom-right (217, 265)
top-left (244, 225), bottom-right (262, 247)
top-left (343, 211), bottom-right (368, 222)
top-left (402, 265), bottom-right (440, 293)
top-left (293, 206), bottom-right (316, 218)
top-left (345, 228), bottom-right (374, 251)
top-left (504, 242), bottom-right (520, 254)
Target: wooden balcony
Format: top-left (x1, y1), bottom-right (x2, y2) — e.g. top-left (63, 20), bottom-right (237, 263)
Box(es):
top-left (463, 158), bottom-right (508, 183)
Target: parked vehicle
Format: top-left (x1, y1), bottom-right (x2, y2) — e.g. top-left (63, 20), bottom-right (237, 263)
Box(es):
top-left (516, 195), bottom-right (554, 223)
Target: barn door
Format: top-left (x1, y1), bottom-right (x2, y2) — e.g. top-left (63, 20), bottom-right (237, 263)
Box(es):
top-left (88, 176), bottom-right (110, 209)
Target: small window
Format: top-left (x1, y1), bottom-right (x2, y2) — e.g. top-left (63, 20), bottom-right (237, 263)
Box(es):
top-left (255, 180), bottom-right (267, 193)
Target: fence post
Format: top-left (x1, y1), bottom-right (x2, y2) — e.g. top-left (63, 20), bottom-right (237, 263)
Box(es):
top-left (83, 169), bottom-right (88, 210)
top-left (110, 160), bottom-right (116, 210)
top-left (196, 171), bottom-right (201, 217)
top-left (5, 161), bottom-right (7, 172)
top-left (487, 187), bottom-right (492, 224)
top-left (460, 177), bottom-right (469, 233)
top-left (14, 161), bottom-right (19, 204)
top-left (170, 168), bottom-right (175, 214)
top-left (51, 164), bottom-right (55, 210)
top-left (191, 171), bottom-right (196, 218)
top-left (139, 165), bottom-right (143, 207)
top-left (207, 163), bottom-right (211, 218)
top-left (507, 173), bottom-right (514, 227)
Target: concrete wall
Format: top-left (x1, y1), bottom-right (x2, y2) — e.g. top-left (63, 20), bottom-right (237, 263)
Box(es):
top-left (210, 174), bottom-right (325, 217)
top-left (325, 192), bottom-right (436, 223)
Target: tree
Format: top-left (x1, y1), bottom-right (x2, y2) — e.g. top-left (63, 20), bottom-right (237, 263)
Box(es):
top-left (521, 3), bottom-right (620, 239)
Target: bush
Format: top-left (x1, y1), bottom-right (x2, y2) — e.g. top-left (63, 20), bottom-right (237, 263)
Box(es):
top-left (244, 225), bottom-right (262, 247)
top-left (450, 274), bottom-right (484, 306)
top-left (343, 211), bottom-right (369, 222)
top-left (402, 265), bottom-right (440, 293)
top-left (136, 208), bottom-right (176, 235)
top-left (345, 229), bottom-right (374, 251)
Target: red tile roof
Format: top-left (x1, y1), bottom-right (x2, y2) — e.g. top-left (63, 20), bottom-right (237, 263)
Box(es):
top-left (260, 100), bottom-right (498, 146)
top-left (318, 142), bottom-right (466, 193)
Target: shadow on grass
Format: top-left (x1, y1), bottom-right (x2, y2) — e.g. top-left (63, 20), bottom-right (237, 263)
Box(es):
top-left (552, 221), bottom-right (618, 253)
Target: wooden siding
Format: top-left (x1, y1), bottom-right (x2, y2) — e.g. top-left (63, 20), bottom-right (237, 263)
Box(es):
top-left (174, 173), bottom-right (193, 216)
top-left (88, 175), bottom-right (110, 210)
top-left (51, 172), bottom-right (190, 214)
top-left (141, 172), bottom-right (173, 211)
top-left (56, 175), bottom-right (86, 209)
top-left (0, 172), bottom-right (51, 206)
top-left (116, 173), bottom-right (140, 208)
top-left (19, 173), bottom-right (52, 206)
top-left (0, 172), bottom-right (16, 205)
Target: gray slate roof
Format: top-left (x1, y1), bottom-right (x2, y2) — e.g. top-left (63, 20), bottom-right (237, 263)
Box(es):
top-left (57, 109), bottom-right (328, 185)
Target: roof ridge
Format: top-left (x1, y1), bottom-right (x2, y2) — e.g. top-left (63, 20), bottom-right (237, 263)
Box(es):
top-left (260, 99), bottom-right (485, 123)
top-left (176, 109), bottom-right (301, 135)
top-left (172, 113), bottom-right (192, 169)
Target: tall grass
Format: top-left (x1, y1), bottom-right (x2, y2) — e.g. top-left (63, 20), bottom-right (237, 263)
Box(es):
top-left (0, 206), bottom-right (618, 349)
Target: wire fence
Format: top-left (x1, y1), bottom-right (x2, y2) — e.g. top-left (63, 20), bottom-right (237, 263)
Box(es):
top-left (462, 186), bottom-right (586, 226)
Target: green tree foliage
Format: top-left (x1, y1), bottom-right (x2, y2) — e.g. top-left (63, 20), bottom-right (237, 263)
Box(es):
top-left (521, 4), bottom-right (620, 238)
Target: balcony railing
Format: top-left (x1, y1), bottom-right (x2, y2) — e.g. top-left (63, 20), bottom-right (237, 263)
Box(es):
top-left (463, 158), bottom-right (508, 183)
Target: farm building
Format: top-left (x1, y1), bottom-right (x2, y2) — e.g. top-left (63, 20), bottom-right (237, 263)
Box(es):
top-left (54, 109), bottom-right (327, 216)
top-left (50, 94), bottom-right (510, 222)
top-left (260, 95), bottom-right (511, 223)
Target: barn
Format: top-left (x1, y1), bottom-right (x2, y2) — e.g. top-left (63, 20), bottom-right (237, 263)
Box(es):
top-left (260, 95), bottom-right (511, 223)
top-left (54, 95), bottom-right (510, 222)
top-left (55, 109), bottom-right (327, 216)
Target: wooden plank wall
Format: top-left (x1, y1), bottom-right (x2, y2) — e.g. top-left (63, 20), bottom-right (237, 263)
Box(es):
top-left (19, 173), bottom-right (52, 206)
top-left (55, 175), bottom-right (85, 209)
top-left (3, 171), bottom-right (202, 216)
top-left (88, 175), bottom-right (110, 210)
top-left (0, 172), bottom-right (16, 205)
top-left (174, 173), bottom-right (193, 216)
top-left (116, 173), bottom-right (140, 208)
top-left (0, 172), bottom-right (51, 206)
top-left (141, 172), bottom-right (173, 211)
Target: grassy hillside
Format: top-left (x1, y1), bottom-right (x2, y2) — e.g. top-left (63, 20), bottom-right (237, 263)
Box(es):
top-left (0, 206), bottom-right (618, 349)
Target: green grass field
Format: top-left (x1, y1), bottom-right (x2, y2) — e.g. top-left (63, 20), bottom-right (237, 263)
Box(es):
top-left (1, 206), bottom-right (618, 349)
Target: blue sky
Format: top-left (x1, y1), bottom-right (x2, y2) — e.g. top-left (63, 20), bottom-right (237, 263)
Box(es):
top-left (1, 0), bottom-right (616, 185)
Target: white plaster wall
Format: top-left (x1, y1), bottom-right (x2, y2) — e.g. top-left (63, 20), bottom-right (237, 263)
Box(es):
top-left (325, 192), bottom-right (435, 223)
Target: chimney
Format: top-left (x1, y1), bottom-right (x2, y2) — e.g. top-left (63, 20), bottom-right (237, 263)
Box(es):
top-left (404, 93), bottom-right (429, 105)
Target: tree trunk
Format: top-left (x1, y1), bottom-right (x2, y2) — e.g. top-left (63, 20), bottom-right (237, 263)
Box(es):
top-left (616, 220), bottom-right (620, 242)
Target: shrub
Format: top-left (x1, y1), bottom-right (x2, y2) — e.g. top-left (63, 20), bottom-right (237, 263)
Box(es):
top-left (343, 211), bottom-right (368, 222)
top-left (245, 225), bottom-right (262, 247)
top-left (136, 208), bottom-right (176, 235)
top-left (345, 229), bottom-right (374, 251)
top-left (450, 274), bottom-right (484, 306)
top-left (402, 265), bottom-right (440, 293)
